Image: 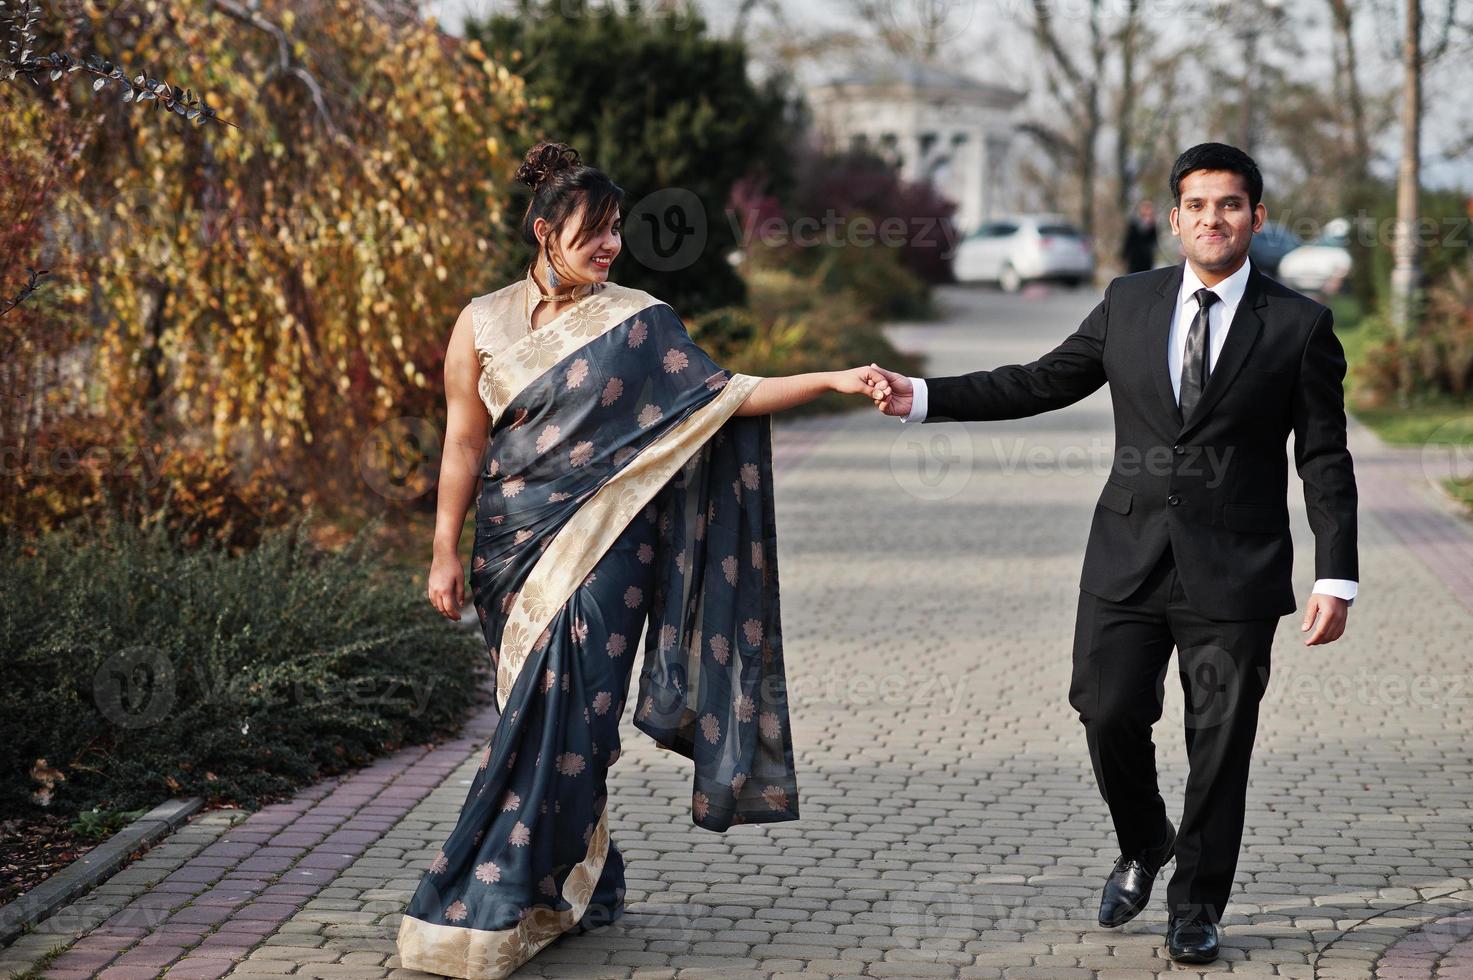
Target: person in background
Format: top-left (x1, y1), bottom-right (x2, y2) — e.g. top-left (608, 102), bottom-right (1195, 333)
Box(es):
top-left (1121, 199), bottom-right (1159, 274)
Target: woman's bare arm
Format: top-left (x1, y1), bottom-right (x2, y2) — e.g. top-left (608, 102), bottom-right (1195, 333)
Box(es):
top-left (733, 368), bottom-right (876, 416)
top-left (427, 304), bottom-right (490, 620)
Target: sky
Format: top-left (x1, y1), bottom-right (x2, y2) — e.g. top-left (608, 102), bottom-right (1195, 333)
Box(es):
top-left (422, 0), bottom-right (1472, 191)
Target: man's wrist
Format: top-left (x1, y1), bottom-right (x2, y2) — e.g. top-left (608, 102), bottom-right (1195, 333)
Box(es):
top-left (1311, 578), bottom-right (1358, 606)
top-left (901, 376), bottom-right (928, 423)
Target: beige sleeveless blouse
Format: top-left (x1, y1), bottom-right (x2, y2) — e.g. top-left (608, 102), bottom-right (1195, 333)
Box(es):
top-left (468, 271), bottom-right (665, 426)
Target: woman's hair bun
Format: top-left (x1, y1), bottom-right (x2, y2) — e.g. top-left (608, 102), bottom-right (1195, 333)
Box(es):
top-left (515, 141), bottom-right (581, 192)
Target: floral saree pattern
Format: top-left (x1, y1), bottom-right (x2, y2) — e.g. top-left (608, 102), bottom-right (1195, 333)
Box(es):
top-left (396, 276), bottom-right (799, 979)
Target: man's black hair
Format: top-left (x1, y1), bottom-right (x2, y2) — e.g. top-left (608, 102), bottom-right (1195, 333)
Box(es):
top-left (1169, 143), bottom-right (1264, 210)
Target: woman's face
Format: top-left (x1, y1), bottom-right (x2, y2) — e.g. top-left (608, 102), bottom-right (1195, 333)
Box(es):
top-left (541, 201), bottom-right (621, 285)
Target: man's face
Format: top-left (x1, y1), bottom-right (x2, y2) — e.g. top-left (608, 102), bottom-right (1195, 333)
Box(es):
top-left (1170, 169), bottom-right (1265, 273)
top-left (1139, 201), bottom-right (1155, 223)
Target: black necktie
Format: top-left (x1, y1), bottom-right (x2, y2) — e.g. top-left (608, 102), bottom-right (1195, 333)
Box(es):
top-left (1179, 288), bottom-right (1219, 421)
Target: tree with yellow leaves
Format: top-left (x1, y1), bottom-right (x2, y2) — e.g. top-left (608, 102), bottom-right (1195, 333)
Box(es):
top-left (1, 0), bottom-right (532, 534)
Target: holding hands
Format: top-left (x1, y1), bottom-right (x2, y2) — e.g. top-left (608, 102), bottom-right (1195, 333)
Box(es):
top-left (861, 364), bottom-right (913, 418)
top-left (832, 364), bottom-right (913, 417)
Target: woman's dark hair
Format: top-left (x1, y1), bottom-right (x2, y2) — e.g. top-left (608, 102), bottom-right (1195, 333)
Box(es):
top-left (515, 141), bottom-right (623, 278)
top-left (1169, 143), bottom-right (1264, 210)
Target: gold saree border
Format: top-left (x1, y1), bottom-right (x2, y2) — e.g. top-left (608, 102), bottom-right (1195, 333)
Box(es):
top-left (472, 285), bottom-right (665, 427)
top-left (495, 373), bottom-right (764, 709)
top-left (395, 808), bottom-right (610, 979)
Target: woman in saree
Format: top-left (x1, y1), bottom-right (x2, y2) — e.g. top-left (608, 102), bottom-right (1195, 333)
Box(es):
top-left (397, 141), bottom-right (877, 979)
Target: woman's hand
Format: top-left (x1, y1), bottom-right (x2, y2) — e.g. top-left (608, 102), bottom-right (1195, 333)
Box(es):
top-left (427, 552), bottom-right (466, 621)
top-left (830, 366), bottom-right (879, 397)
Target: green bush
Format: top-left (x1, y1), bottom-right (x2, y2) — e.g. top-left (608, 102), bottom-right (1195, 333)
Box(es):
top-left (1362, 186), bottom-right (1473, 312)
top-left (1354, 264), bottom-right (1473, 406)
top-left (688, 306), bottom-right (762, 364)
top-left (473, 0), bottom-right (796, 316)
top-left (0, 503), bottom-right (487, 820)
top-left (690, 266), bottom-right (924, 415)
top-left (776, 240), bottom-right (934, 322)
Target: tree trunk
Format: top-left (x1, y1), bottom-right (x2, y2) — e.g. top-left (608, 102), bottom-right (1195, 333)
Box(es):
top-left (1078, 0), bottom-right (1104, 239)
top-left (1390, 0), bottom-right (1422, 359)
top-left (1115, 0), bottom-right (1140, 215)
top-left (1240, 27), bottom-right (1259, 155)
top-left (1328, 0), bottom-right (1371, 172)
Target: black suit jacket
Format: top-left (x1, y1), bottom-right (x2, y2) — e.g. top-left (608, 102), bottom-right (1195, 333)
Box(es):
top-left (923, 262), bottom-right (1358, 620)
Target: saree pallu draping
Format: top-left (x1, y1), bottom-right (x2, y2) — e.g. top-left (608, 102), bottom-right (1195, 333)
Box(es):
top-left (396, 282), bottom-right (799, 979)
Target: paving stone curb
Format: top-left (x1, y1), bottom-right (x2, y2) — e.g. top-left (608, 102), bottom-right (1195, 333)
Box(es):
top-left (0, 797), bottom-right (204, 948)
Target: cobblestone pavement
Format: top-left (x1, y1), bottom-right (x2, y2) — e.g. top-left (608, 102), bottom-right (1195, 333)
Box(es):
top-left (6, 284), bottom-right (1471, 979)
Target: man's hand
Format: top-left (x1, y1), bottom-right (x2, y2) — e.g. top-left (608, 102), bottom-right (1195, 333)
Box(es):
top-left (1301, 593), bottom-right (1349, 646)
top-left (864, 363), bottom-right (914, 417)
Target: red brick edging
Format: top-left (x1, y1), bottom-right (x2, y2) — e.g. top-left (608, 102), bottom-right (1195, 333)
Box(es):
top-left (40, 701), bottom-right (500, 980)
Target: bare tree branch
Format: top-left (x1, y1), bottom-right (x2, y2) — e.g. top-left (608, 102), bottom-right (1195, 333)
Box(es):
top-left (207, 0), bottom-right (348, 144)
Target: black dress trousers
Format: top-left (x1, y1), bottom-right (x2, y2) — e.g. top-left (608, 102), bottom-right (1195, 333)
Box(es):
top-left (1068, 542), bottom-right (1278, 923)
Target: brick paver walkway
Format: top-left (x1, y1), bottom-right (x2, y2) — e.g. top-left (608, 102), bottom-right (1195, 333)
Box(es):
top-left (5, 285), bottom-right (1471, 979)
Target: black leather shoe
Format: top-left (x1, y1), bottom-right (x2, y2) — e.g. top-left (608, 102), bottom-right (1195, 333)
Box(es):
top-left (1166, 913), bottom-right (1221, 963)
top-left (1097, 820), bottom-right (1176, 928)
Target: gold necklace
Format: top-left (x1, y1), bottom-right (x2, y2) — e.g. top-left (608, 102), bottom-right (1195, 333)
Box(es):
top-left (526, 278), bottom-right (595, 335)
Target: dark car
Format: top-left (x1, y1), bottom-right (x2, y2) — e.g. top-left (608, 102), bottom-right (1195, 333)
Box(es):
top-left (1247, 221), bottom-right (1301, 275)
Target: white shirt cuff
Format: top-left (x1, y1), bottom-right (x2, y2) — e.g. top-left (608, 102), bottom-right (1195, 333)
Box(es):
top-left (900, 377), bottom-right (928, 423)
top-left (1312, 578), bottom-right (1358, 604)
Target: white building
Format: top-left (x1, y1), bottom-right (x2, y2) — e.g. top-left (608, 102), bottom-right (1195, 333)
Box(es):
top-left (807, 60), bottom-right (1025, 236)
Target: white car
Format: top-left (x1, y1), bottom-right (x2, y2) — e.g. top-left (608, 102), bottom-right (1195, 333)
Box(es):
top-left (1277, 218), bottom-right (1353, 294)
top-left (953, 215), bottom-right (1095, 292)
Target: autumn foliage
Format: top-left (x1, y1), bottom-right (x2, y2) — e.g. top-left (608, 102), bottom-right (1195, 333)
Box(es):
top-left (1, 0), bottom-right (532, 537)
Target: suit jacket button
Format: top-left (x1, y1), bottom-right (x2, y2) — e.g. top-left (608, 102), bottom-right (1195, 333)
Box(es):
top-left (1167, 494), bottom-right (1181, 506)
top-left (1172, 444), bottom-right (1185, 455)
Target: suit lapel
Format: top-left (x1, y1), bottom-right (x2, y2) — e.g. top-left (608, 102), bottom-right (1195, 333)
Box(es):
top-left (1178, 265), bottom-right (1268, 435)
top-left (1147, 264), bottom-right (1185, 427)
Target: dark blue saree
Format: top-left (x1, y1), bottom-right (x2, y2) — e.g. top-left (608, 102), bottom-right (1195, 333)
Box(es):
top-left (396, 275), bottom-right (799, 978)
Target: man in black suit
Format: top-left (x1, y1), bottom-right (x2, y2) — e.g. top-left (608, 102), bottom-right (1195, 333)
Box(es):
top-left (863, 143), bottom-right (1358, 964)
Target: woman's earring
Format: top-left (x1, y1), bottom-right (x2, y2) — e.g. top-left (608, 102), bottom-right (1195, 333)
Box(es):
top-left (543, 250), bottom-right (561, 291)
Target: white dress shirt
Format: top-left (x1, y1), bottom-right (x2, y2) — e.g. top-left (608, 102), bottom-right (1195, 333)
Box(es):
top-left (898, 259), bottom-right (1357, 604)
top-left (1170, 256), bottom-right (1250, 402)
